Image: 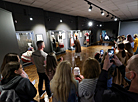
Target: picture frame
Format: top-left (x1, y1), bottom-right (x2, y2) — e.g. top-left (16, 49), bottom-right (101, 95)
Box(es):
top-left (36, 34), bottom-right (43, 41)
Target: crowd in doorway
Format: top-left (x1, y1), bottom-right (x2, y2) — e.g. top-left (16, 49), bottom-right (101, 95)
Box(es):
top-left (1, 34), bottom-right (138, 102)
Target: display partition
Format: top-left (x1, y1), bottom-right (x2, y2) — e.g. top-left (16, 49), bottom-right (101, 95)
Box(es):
top-left (48, 30), bottom-right (66, 55)
top-left (66, 30), bottom-right (81, 50)
top-left (82, 30), bottom-right (92, 47)
top-left (16, 31), bottom-right (35, 65)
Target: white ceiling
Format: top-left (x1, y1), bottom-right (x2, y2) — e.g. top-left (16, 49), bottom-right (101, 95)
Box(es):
top-left (4, 0), bottom-right (138, 22)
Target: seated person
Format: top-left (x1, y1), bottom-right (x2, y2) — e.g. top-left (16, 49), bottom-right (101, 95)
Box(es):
top-left (94, 54), bottom-right (138, 102)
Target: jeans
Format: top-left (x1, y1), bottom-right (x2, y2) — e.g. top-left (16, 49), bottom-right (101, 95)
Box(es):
top-left (37, 72), bottom-right (51, 97)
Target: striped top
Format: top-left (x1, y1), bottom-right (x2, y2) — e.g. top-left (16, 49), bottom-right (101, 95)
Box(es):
top-left (78, 78), bottom-right (98, 102)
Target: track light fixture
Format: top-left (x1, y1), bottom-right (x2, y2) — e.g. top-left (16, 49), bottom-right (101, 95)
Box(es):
top-left (106, 12), bottom-right (109, 17)
top-left (84, 0), bottom-right (120, 21)
top-left (101, 9), bottom-right (104, 16)
top-left (111, 15), bottom-right (114, 19)
top-left (114, 17), bottom-right (118, 21)
top-left (88, 5), bottom-right (92, 12)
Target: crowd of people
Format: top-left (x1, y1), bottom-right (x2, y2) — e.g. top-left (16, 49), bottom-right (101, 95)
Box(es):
top-left (0, 33), bottom-right (138, 102)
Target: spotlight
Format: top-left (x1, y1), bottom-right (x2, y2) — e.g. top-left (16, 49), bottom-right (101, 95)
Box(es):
top-left (60, 19), bottom-right (62, 22)
top-left (88, 5), bottom-right (92, 12)
top-left (111, 16), bottom-right (114, 19)
top-left (101, 10), bottom-right (104, 16)
top-left (88, 21), bottom-right (93, 26)
top-left (106, 12), bottom-right (109, 17)
top-left (30, 17), bottom-right (33, 21)
top-left (114, 17), bottom-right (118, 21)
top-left (15, 20), bottom-right (17, 23)
top-left (100, 24), bottom-right (102, 27)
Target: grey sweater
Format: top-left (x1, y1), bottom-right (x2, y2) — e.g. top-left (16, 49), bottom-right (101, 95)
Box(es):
top-left (78, 78), bottom-right (98, 102)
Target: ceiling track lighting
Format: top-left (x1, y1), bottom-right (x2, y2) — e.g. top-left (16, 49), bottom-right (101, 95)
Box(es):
top-left (114, 17), bottom-right (118, 21)
top-left (60, 19), bottom-right (62, 22)
top-left (30, 17), bottom-right (33, 21)
top-left (111, 16), bottom-right (114, 19)
top-left (106, 12), bottom-right (109, 17)
top-left (88, 5), bottom-right (92, 12)
top-left (101, 9), bottom-right (104, 16)
top-left (84, 0), bottom-right (120, 21)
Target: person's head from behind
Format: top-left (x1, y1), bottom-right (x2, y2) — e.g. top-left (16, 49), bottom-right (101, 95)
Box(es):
top-left (124, 42), bottom-right (133, 54)
top-left (117, 42), bottom-right (125, 50)
top-left (94, 53), bottom-right (100, 61)
top-left (1, 53), bottom-right (20, 73)
top-left (82, 57), bottom-right (101, 79)
top-left (117, 43), bottom-right (126, 58)
top-left (2, 62), bottom-right (23, 79)
top-left (36, 40), bottom-right (45, 49)
top-left (127, 34), bottom-right (133, 43)
top-left (125, 54), bottom-right (138, 84)
top-left (46, 53), bottom-right (57, 73)
top-left (51, 60), bottom-right (76, 102)
top-left (134, 34), bottom-right (137, 39)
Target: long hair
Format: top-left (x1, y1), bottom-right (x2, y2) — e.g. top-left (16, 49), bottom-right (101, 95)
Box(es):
top-left (127, 35), bottom-right (133, 43)
top-left (46, 54), bottom-right (57, 75)
top-left (1, 53), bottom-right (18, 73)
top-left (2, 62), bottom-right (20, 79)
top-left (83, 57), bottom-right (101, 79)
top-left (50, 60), bottom-right (77, 102)
top-left (118, 43), bottom-right (126, 58)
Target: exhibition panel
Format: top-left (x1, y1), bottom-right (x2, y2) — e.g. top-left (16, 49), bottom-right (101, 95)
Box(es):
top-left (67, 30), bottom-right (81, 50)
top-left (16, 31), bottom-right (35, 65)
top-left (48, 30), bottom-right (66, 55)
top-left (82, 30), bottom-right (92, 47)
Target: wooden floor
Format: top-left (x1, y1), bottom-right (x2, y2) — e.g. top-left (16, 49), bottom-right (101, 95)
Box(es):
top-left (24, 45), bottom-right (112, 101)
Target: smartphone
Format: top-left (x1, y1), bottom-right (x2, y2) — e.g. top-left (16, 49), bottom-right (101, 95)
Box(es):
top-left (108, 49), bottom-right (114, 60)
top-left (100, 50), bottom-right (104, 55)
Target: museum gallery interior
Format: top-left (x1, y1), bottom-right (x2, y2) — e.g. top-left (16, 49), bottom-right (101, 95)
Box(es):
top-left (0, 0), bottom-right (138, 101)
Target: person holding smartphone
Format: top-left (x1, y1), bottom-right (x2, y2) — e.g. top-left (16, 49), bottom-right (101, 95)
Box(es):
top-left (94, 54), bottom-right (138, 102)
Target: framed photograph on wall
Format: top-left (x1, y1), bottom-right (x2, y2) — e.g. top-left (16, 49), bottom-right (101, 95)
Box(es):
top-left (36, 34), bottom-right (43, 41)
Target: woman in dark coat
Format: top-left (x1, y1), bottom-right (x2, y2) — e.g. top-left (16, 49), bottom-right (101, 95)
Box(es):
top-left (74, 36), bottom-right (81, 58)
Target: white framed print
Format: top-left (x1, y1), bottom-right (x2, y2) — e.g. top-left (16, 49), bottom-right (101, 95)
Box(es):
top-left (36, 34), bottom-right (43, 41)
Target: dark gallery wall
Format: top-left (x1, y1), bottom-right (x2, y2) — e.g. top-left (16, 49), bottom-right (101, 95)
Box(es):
top-left (98, 21), bottom-right (119, 41)
top-left (44, 11), bottom-right (77, 30)
top-left (0, 8), bottom-right (20, 66)
top-left (104, 21), bottom-right (119, 39)
top-left (0, 1), bottom-right (51, 52)
top-left (0, 0), bottom-right (120, 59)
top-left (119, 21), bottom-right (138, 37)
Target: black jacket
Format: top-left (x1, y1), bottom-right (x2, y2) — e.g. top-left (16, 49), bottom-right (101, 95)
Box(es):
top-left (94, 70), bottom-right (138, 102)
top-left (0, 76), bottom-right (37, 102)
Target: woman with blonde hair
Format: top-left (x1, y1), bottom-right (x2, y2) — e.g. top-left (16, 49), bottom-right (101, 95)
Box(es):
top-left (50, 60), bottom-right (78, 102)
top-left (78, 57), bottom-right (101, 102)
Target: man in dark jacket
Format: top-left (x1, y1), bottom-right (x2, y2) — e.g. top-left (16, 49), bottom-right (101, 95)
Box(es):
top-left (94, 54), bottom-right (138, 102)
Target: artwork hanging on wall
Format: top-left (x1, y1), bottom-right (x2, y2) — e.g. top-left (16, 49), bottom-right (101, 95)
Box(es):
top-left (36, 34), bottom-right (43, 41)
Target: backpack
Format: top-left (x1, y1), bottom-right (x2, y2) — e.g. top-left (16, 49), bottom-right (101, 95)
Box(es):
top-left (0, 89), bottom-right (21, 102)
top-left (0, 76), bottom-right (22, 102)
